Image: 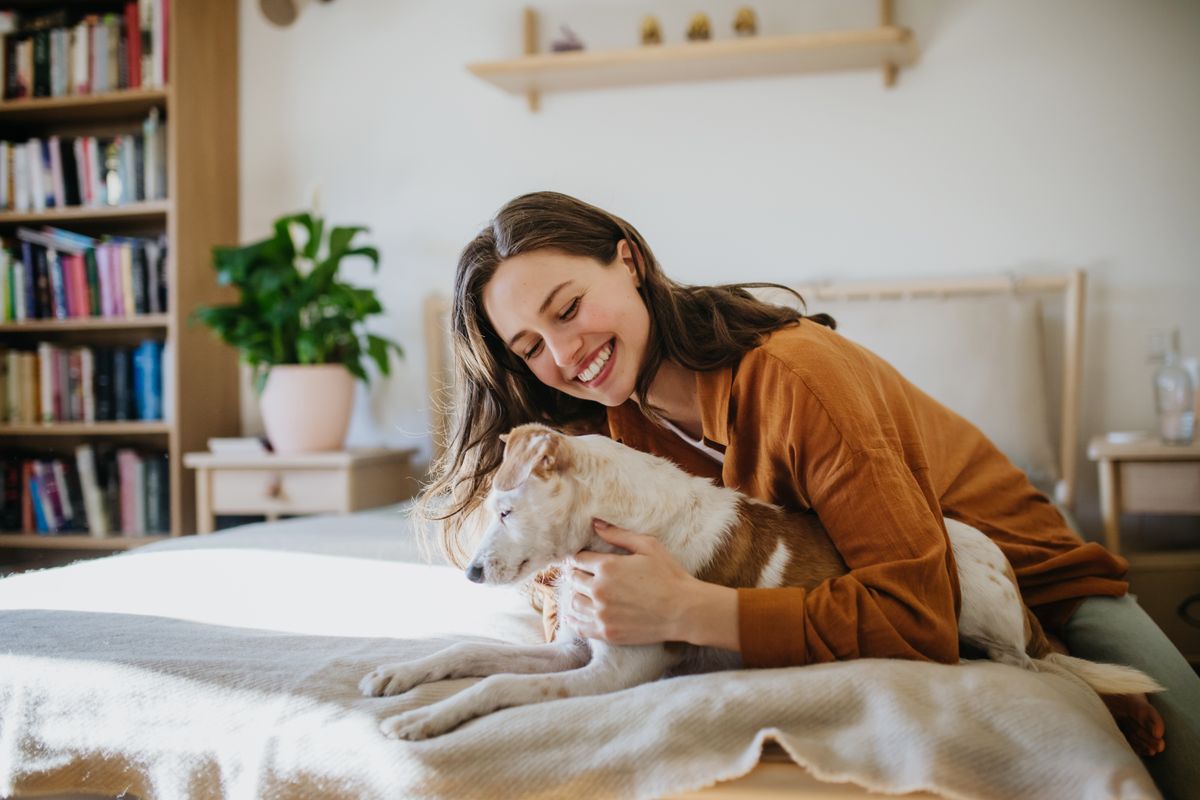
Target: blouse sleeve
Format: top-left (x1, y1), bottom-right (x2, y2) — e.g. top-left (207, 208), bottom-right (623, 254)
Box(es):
top-left (731, 348), bottom-right (962, 668)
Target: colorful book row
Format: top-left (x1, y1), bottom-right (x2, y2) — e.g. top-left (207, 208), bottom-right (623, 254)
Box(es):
top-left (1, 340), bottom-right (166, 424)
top-left (0, 114), bottom-right (168, 212)
top-left (0, 0), bottom-right (168, 100)
top-left (0, 228), bottom-right (167, 321)
top-left (0, 446), bottom-right (170, 536)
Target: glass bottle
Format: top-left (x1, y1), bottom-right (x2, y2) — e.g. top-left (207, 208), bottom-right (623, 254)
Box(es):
top-left (1150, 328), bottom-right (1195, 444)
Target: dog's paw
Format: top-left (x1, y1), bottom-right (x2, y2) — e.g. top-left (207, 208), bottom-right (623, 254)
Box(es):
top-left (380, 707), bottom-right (455, 741)
top-left (359, 663), bottom-right (430, 697)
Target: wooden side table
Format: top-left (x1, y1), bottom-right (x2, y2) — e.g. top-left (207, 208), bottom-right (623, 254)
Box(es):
top-left (183, 448), bottom-right (418, 534)
top-left (1087, 437), bottom-right (1200, 555)
top-left (1087, 436), bottom-right (1200, 666)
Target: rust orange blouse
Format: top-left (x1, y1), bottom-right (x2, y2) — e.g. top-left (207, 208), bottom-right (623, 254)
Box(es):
top-left (606, 320), bottom-right (1128, 669)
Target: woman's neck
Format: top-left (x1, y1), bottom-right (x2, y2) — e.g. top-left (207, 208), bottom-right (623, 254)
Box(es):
top-left (643, 359), bottom-right (702, 439)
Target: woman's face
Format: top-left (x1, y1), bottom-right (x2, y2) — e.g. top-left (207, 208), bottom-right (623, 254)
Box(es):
top-left (483, 242), bottom-right (649, 407)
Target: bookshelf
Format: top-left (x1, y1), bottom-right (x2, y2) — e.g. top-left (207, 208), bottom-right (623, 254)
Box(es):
top-left (0, 0), bottom-right (240, 551)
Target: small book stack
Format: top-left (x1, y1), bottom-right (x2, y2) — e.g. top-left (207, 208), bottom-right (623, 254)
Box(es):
top-left (0, 444), bottom-right (170, 536)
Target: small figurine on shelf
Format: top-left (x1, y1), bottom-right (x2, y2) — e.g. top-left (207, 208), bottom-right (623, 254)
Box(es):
top-left (640, 15), bottom-right (662, 45)
top-left (550, 24), bottom-right (585, 52)
top-left (686, 12), bottom-right (711, 41)
top-left (733, 6), bottom-right (757, 36)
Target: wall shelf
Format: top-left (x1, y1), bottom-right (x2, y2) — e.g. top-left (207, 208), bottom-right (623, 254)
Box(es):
top-left (468, 5), bottom-right (918, 111)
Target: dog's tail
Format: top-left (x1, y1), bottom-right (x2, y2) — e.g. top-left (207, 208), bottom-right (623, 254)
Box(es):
top-left (1038, 652), bottom-right (1164, 695)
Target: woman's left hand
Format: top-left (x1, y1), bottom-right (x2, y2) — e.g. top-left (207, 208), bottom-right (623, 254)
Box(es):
top-left (566, 519), bottom-right (699, 645)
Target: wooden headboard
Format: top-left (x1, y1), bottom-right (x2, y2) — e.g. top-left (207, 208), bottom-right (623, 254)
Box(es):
top-left (420, 270), bottom-right (1085, 508)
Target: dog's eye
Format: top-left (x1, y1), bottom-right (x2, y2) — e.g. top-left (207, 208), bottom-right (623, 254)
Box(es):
top-left (498, 509), bottom-right (511, 521)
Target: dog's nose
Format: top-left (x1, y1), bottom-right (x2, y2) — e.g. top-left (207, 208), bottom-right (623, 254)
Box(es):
top-left (466, 563), bottom-right (485, 583)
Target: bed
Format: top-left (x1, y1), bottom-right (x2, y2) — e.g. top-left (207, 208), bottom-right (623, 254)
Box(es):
top-left (0, 270), bottom-right (1162, 800)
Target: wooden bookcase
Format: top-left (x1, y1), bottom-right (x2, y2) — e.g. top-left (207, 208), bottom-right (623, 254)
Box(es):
top-left (0, 0), bottom-right (240, 552)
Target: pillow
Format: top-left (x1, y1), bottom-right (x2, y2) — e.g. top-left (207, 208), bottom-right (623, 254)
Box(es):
top-left (758, 288), bottom-right (1059, 490)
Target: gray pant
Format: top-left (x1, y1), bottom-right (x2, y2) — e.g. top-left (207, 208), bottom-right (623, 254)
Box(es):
top-left (1063, 595), bottom-right (1200, 800)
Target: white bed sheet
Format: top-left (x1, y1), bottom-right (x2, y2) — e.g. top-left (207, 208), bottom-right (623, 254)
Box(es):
top-left (0, 507), bottom-right (1159, 800)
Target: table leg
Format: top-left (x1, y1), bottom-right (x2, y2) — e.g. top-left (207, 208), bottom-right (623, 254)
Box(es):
top-left (1097, 459), bottom-right (1121, 554)
top-left (196, 468), bottom-right (215, 534)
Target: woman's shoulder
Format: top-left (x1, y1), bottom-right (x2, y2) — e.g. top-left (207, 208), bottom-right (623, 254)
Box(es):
top-left (738, 320), bottom-right (857, 381)
top-left (731, 320), bottom-right (908, 427)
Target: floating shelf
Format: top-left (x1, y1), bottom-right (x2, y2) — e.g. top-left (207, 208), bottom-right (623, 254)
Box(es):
top-left (468, 5), bottom-right (918, 111)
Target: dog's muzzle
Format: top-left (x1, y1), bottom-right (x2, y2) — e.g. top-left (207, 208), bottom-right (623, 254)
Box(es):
top-left (466, 563), bottom-right (485, 583)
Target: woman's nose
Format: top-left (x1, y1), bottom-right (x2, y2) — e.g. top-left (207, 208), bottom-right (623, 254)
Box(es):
top-left (545, 331), bottom-right (583, 370)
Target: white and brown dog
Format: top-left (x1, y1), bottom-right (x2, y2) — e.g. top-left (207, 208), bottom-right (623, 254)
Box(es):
top-left (361, 424), bottom-right (1161, 740)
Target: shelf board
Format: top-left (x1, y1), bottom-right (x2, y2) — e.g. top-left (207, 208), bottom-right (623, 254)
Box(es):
top-left (0, 87), bottom-right (169, 123)
top-left (0, 314), bottom-right (170, 333)
top-left (0, 421), bottom-right (171, 436)
top-left (0, 534), bottom-right (169, 550)
top-left (0, 200), bottom-right (170, 225)
top-left (469, 26), bottom-right (918, 96)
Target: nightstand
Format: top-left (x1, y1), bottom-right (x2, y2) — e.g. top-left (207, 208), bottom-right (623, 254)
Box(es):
top-left (183, 448), bottom-right (419, 534)
top-left (1087, 436), bottom-right (1200, 666)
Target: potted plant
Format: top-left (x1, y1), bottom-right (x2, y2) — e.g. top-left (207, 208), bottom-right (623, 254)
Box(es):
top-left (192, 212), bottom-right (404, 454)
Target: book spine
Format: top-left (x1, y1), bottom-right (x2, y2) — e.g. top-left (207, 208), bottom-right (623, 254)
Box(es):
top-left (124, 3), bottom-right (141, 89)
top-left (75, 443), bottom-right (108, 537)
top-left (112, 346), bottom-right (130, 421)
top-left (50, 459), bottom-right (75, 529)
top-left (132, 339), bottom-right (162, 420)
top-left (116, 447), bottom-right (137, 535)
top-left (80, 346), bottom-right (95, 422)
top-left (47, 135), bottom-right (63, 208)
top-left (84, 247), bottom-right (101, 316)
top-left (67, 347), bottom-right (83, 420)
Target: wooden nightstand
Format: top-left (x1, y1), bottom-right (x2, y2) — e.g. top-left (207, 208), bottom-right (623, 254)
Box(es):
top-left (1087, 436), bottom-right (1200, 665)
top-left (183, 448), bottom-right (419, 534)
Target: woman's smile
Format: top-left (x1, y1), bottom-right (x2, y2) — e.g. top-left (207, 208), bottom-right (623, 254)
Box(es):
top-left (575, 339), bottom-right (615, 386)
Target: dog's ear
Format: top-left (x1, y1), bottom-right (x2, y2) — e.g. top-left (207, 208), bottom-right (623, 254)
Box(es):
top-left (494, 424), bottom-right (572, 490)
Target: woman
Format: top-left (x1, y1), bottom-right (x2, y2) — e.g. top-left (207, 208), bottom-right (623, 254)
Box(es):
top-left (419, 191), bottom-right (1197, 795)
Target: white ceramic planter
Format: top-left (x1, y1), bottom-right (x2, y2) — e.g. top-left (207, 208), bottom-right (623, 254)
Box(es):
top-left (259, 364), bottom-right (355, 454)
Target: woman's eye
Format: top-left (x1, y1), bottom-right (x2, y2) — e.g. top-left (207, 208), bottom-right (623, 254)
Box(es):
top-left (522, 341), bottom-right (543, 360)
top-left (558, 297), bottom-right (580, 321)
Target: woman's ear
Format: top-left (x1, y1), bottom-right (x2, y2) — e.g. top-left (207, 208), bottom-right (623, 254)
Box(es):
top-left (617, 239), bottom-right (642, 286)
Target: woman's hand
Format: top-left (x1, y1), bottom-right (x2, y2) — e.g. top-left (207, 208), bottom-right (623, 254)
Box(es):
top-left (566, 520), bottom-right (740, 650)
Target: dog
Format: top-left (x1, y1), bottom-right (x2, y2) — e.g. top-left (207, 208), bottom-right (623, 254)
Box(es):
top-left (361, 423), bottom-right (1161, 740)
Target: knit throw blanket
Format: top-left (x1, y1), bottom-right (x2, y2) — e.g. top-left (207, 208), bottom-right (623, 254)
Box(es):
top-left (0, 512), bottom-right (1159, 800)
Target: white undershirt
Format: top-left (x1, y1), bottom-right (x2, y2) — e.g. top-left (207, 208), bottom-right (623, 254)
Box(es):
top-left (660, 418), bottom-right (726, 465)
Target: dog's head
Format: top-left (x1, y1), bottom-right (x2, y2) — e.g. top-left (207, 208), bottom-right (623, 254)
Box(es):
top-left (465, 423), bottom-right (590, 585)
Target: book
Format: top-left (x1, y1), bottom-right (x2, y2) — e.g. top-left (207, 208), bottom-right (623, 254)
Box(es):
top-left (132, 338), bottom-right (162, 420)
top-left (75, 443), bottom-right (109, 537)
top-left (207, 437), bottom-right (269, 455)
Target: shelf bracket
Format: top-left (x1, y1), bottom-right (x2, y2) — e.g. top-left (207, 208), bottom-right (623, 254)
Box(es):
top-left (880, 0), bottom-right (899, 88)
top-left (523, 7), bottom-right (540, 112)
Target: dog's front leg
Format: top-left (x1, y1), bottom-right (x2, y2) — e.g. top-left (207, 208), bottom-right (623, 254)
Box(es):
top-left (381, 642), bottom-right (679, 740)
top-left (360, 639), bottom-right (590, 697)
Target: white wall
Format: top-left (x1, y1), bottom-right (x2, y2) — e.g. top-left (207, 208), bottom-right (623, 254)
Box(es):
top-left (238, 0), bottom-right (1200, 539)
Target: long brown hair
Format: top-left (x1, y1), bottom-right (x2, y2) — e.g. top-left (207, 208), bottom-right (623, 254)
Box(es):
top-left (418, 192), bottom-right (834, 565)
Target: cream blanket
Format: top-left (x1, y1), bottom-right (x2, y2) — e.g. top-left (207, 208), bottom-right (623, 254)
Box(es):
top-left (0, 510), bottom-right (1158, 800)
